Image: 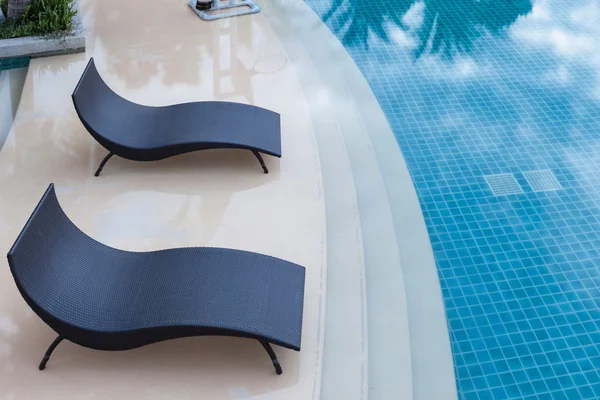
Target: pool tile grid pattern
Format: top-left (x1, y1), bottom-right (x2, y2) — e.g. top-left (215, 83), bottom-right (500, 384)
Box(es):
top-left (305, 0), bottom-right (600, 398)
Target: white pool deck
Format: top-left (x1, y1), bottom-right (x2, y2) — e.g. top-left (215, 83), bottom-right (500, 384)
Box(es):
top-left (0, 0), bottom-right (456, 399)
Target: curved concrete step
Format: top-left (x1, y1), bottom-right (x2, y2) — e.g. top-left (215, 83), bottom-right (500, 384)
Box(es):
top-left (263, 6), bottom-right (370, 400)
top-left (264, 2), bottom-right (414, 400)
top-left (265, 1), bottom-right (458, 399)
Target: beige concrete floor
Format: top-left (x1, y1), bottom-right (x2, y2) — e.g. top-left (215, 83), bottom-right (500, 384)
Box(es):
top-left (0, 0), bottom-right (326, 398)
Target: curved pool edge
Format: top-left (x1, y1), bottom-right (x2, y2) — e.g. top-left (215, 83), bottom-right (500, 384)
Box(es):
top-left (331, 38), bottom-right (459, 400)
top-left (363, 96), bottom-right (460, 400)
top-left (261, 3), bottom-right (370, 400)
top-left (263, 1), bottom-right (457, 399)
top-left (332, 42), bottom-right (459, 400)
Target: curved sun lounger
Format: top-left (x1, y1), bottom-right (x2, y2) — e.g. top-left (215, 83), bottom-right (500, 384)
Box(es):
top-left (72, 58), bottom-right (281, 176)
top-left (7, 184), bottom-right (305, 375)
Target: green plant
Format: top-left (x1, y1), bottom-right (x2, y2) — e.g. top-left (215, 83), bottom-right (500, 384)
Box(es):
top-left (0, 0), bottom-right (76, 40)
top-left (28, 0), bottom-right (76, 32)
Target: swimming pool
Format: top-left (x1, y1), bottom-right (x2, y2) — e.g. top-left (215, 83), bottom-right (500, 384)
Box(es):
top-left (305, 0), bottom-right (600, 398)
top-left (0, 58), bottom-right (28, 151)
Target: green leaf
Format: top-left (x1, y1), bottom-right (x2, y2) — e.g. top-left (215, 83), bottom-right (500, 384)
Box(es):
top-left (0, 0), bottom-right (77, 39)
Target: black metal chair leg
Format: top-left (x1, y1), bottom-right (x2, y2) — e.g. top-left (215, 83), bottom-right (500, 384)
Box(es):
top-left (252, 151), bottom-right (269, 174)
top-left (259, 340), bottom-right (282, 375)
top-left (39, 335), bottom-right (64, 370)
top-left (95, 152), bottom-right (114, 177)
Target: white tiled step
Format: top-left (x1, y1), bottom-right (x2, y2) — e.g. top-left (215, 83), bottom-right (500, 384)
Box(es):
top-left (263, 6), bottom-right (370, 400)
top-left (265, 2), bottom-right (415, 400)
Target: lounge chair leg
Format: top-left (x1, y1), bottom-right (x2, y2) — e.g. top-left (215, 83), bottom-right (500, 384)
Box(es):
top-left (252, 151), bottom-right (269, 174)
top-left (95, 152), bottom-right (114, 177)
top-left (259, 340), bottom-right (282, 375)
top-left (39, 335), bottom-right (64, 370)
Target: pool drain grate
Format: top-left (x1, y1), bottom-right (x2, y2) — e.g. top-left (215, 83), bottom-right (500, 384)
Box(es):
top-left (523, 169), bottom-right (563, 192)
top-left (484, 173), bottom-right (524, 196)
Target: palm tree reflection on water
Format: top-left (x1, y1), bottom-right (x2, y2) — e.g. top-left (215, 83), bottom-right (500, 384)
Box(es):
top-left (322, 0), bottom-right (533, 58)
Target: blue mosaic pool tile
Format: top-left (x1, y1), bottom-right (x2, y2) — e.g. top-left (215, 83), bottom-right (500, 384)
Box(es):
top-left (305, 0), bottom-right (600, 398)
top-left (0, 56), bottom-right (30, 71)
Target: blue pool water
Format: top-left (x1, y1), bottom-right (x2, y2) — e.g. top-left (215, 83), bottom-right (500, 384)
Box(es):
top-left (0, 57), bottom-right (28, 151)
top-left (0, 56), bottom-right (30, 71)
top-left (305, 0), bottom-right (600, 398)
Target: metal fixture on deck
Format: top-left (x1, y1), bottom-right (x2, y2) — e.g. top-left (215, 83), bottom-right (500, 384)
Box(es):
top-left (188, 0), bottom-right (260, 21)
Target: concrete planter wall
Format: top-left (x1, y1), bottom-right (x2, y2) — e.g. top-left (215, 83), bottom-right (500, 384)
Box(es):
top-left (0, 0), bottom-right (85, 59)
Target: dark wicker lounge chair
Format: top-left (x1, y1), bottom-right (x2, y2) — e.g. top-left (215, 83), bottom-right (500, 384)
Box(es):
top-left (7, 184), bottom-right (305, 375)
top-left (72, 58), bottom-right (281, 176)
